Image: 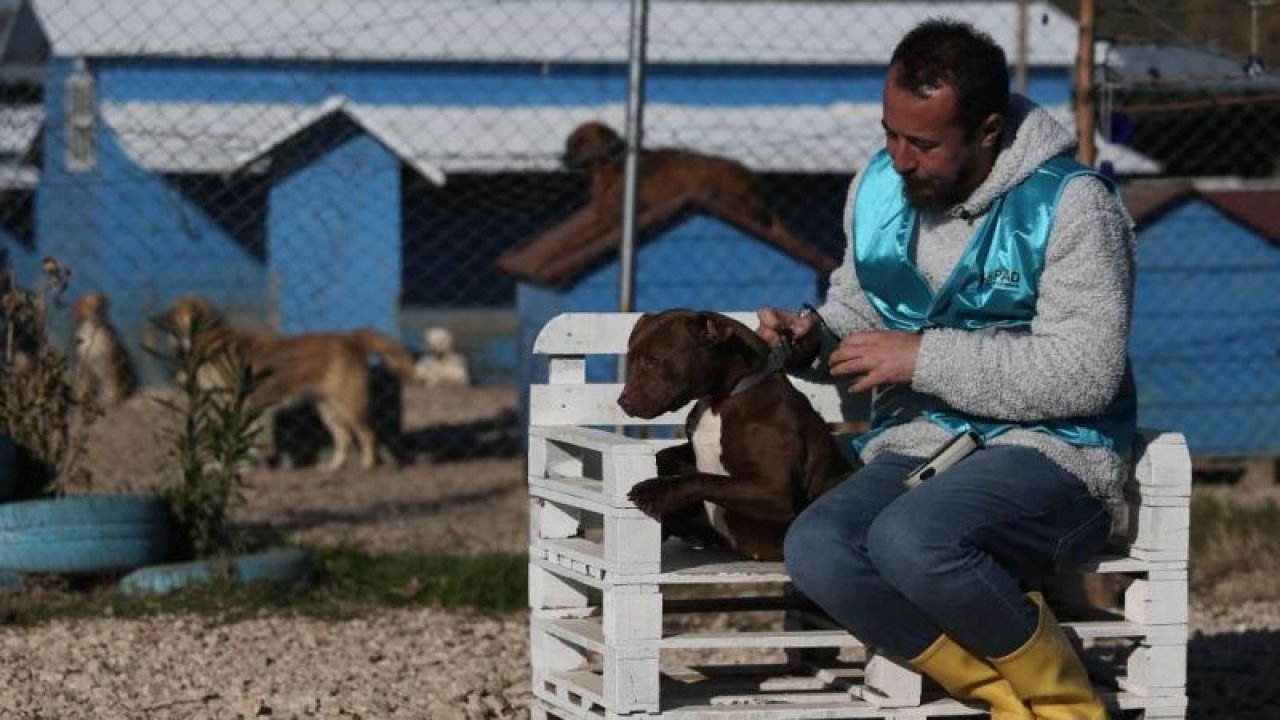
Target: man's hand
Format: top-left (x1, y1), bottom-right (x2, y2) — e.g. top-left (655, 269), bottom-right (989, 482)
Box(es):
top-left (756, 307), bottom-right (816, 345)
top-left (828, 330), bottom-right (921, 393)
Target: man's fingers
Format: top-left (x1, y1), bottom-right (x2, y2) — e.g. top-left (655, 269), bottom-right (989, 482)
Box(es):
top-left (828, 354), bottom-right (871, 379)
top-left (756, 307), bottom-right (806, 344)
top-left (755, 308), bottom-right (787, 343)
top-left (848, 372), bottom-right (879, 394)
top-left (789, 313), bottom-right (816, 339)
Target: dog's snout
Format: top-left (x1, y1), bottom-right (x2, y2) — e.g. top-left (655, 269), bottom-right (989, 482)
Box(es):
top-left (617, 388), bottom-right (637, 415)
top-left (562, 152), bottom-right (584, 173)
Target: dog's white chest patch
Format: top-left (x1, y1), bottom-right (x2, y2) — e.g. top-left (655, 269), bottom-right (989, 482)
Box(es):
top-left (690, 408), bottom-right (728, 475)
top-left (75, 324), bottom-right (107, 362)
top-left (689, 407), bottom-right (733, 543)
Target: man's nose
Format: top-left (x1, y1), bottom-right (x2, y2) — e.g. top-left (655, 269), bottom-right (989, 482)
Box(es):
top-left (888, 140), bottom-right (916, 175)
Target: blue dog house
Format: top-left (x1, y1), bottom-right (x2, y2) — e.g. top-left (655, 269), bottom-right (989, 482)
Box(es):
top-left (1126, 183), bottom-right (1280, 460)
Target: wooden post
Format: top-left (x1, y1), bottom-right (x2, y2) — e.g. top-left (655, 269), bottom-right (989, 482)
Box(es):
top-left (1016, 0), bottom-right (1029, 96)
top-left (1075, 0), bottom-right (1097, 166)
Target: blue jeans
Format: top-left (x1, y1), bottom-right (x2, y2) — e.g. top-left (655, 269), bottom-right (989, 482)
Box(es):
top-left (784, 445), bottom-right (1111, 660)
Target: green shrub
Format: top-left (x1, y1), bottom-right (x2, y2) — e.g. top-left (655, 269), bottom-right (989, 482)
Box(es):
top-left (151, 309), bottom-right (265, 560)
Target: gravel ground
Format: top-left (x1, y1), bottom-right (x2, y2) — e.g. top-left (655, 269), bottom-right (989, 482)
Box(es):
top-left (2, 385), bottom-right (1277, 719)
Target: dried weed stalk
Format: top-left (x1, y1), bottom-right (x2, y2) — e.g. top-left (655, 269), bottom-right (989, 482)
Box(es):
top-left (0, 258), bottom-right (100, 498)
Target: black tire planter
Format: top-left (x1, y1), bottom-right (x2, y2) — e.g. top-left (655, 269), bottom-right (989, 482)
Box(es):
top-left (0, 495), bottom-right (170, 574)
top-left (118, 547), bottom-right (312, 596)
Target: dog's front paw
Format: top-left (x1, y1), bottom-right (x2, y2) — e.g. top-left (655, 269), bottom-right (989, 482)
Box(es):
top-left (628, 478), bottom-right (677, 516)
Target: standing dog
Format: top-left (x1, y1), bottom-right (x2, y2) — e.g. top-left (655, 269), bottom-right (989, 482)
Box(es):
top-left (71, 291), bottom-right (136, 407)
top-left (159, 295), bottom-right (416, 471)
top-left (561, 122), bottom-right (837, 274)
top-left (617, 309), bottom-right (852, 560)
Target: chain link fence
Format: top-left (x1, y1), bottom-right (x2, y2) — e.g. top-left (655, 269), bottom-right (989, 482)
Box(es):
top-left (0, 0), bottom-right (1276, 485)
top-left (1093, 0), bottom-right (1280, 177)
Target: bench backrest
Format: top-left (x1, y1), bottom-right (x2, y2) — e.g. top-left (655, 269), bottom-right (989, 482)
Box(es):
top-left (531, 311), bottom-right (854, 428)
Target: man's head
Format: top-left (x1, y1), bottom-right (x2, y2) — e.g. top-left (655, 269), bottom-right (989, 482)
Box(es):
top-left (882, 20), bottom-right (1009, 209)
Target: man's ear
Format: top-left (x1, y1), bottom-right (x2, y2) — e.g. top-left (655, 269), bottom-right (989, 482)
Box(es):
top-left (977, 112), bottom-right (1003, 150)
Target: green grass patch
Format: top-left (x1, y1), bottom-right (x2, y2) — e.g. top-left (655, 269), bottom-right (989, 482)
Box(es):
top-left (1190, 492), bottom-right (1280, 600)
top-left (0, 548), bottom-right (528, 627)
top-left (1191, 493), bottom-right (1280, 555)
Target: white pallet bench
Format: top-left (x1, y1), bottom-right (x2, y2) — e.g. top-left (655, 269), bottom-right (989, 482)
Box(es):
top-left (528, 312), bottom-right (1190, 720)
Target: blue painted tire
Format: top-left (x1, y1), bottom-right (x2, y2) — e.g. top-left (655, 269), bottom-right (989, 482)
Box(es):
top-left (0, 496), bottom-right (170, 574)
top-left (0, 434), bottom-right (14, 500)
top-left (118, 548), bottom-right (311, 596)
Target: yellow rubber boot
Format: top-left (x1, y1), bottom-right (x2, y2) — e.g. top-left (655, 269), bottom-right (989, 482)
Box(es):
top-left (992, 592), bottom-right (1107, 720)
top-left (910, 634), bottom-right (1032, 719)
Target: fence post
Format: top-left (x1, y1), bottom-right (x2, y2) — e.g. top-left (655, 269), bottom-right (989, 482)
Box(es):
top-left (1075, 0), bottom-right (1097, 166)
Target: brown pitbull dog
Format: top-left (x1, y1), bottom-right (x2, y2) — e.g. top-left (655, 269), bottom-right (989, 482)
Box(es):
top-left (616, 309), bottom-right (853, 561)
top-left (562, 122), bottom-right (838, 274)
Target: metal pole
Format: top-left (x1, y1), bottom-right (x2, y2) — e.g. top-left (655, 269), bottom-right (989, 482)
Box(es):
top-left (1253, 0), bottom-right (1262, 57)
top-left (619, 0), bottom-right (649, 314)
top-left (1016, 0), bottom-right (1029, 96)
top-left (1075, 0), bottom-right (1097, 166)
top-left (615, 0), bottom-right (649, 420)
top-left (1252, 1), bottom-right (1276, 59)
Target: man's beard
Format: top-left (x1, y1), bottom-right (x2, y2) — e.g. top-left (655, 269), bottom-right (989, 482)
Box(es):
top-left (903, 150), bottom-right (986, 210)
top-left (903, 178), bottom-right (954, 210)
top-left (903, 167), bottom-right (975, 210)
top-left (903, 178), bottom-right (938, 209)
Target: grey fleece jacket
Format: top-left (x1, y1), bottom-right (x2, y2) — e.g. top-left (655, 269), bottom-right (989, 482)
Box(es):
top-left (817, 95), bottom-right (1137, 512)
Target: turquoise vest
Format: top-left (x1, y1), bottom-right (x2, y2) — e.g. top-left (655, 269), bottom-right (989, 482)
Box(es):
top-left (852, 149), bottom-right (1136, 457)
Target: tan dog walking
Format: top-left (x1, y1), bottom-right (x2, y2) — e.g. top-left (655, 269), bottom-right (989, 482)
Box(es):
top-left (159, 295), bottom-right (415, 471)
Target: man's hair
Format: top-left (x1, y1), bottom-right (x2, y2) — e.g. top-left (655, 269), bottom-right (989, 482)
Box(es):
top-left (889, 19), bottom-right (1010, 137)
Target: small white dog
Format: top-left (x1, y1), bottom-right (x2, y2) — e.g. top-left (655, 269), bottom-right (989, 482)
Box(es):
top-left (413, 326), bottom-right (471, 386)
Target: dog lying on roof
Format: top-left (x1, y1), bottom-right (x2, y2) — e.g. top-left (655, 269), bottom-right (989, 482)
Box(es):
top-left (561, 121), bottom-right (837, 274)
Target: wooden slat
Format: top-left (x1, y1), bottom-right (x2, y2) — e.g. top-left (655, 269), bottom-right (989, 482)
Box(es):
top-left (534, 312), bottom-right (759, 355)
top-left (663, 628), bottom-right (861, 650)
top-left (533, 538), bottom-right (793, 585)
top-left (537, 666), bottom-right (1186, 719)
top-left (663, 595), bottom-right (820, 614)
top-left (529, 476), bottom-right (647, 517)
top-left (530, 424), bottom-right (660, 456)
top-left (538, 617), bottom-right (863, 652)
top-left (531, 382), bottom-right (850, 428)
top-left (534, 537), bottom-right (1170, 588)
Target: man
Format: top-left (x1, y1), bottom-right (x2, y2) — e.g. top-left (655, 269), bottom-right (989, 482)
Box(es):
top-left (757, 19), bottom-right (1135, 720)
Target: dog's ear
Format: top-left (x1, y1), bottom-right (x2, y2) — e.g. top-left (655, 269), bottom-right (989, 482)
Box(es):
top-left (698, 312), bottom-right (735, 345)
top-left (628, 312), bottom-right (655, 346)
